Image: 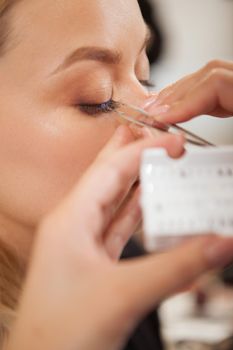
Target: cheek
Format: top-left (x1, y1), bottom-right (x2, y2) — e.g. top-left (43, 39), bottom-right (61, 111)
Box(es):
top-left (0, 107), bottom-right (117, 225)
top-left (50, 114), bottom-right (117, 183)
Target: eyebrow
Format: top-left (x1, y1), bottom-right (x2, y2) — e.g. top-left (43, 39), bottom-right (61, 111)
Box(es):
top-left (51, 26), bottom-right (152, 76)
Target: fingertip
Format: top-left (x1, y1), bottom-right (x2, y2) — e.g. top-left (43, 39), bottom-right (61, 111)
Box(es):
top-left (141, 127), bottom-right (155, 139)
top-left (205, 236), bottom-right (233, 269)
top-left (167, 133), bottom-right (186, 159)
top-left (96, 125), bottom-right (136, 162)
top-left (107, 125), bottom-right (135, 149)
top-left (175, 133), bottom-right (186, 146)
top-left (114, 124), bottom-right (133, 138)
top-left (157, 101), bottom-right (194, 124)
top-left (143, 132), bottom-right (185, 159)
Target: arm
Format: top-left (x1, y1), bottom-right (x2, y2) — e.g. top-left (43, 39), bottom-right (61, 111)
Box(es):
top-left (6, 128), bottom-right (233, 350)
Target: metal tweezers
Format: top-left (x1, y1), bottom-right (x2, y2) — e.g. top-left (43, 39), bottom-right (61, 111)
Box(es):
top-left (114, 102), bottom-right (215, 147)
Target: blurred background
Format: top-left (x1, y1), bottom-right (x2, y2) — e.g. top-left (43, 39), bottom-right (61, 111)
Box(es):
top-left (141, 0), bottom-right (233, 145)
top-left (139, 1), bottom-right (233, 349)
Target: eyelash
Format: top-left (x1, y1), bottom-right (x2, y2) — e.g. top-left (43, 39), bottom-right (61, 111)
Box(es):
top-left (79, 99), bottom-right (119, 116)
top-left (78, 79), bottom-right (155, 116)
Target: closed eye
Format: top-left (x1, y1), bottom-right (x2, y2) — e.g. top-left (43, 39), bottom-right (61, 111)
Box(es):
top-left (78, 99), bottom-right (119, 116)
top-left (77, 80), bottom-right (154, 116)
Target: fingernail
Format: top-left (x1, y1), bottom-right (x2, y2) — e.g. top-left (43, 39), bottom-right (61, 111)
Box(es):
top-left (128, 124), bottom-right (143, 139)
top-left (113, 125), bottom-right (131, 141)
top-left (205, 238), bottom-right (233, 269)
top-left (115, 125), bottom-right (126, 136)
top-left (142, 95), bottom-right (160, 109)
top-left (148, 104), bottom-right (170, 116)
top-left (141, 127), bottom-right (154, 138)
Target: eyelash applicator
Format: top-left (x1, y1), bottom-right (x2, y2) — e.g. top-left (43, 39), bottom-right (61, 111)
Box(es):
top-left (114, 101), bottom-right (215, 147)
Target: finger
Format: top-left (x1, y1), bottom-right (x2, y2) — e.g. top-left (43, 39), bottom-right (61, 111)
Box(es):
top-left (94, 126), bottom-right (147, 219)
top-left (77, 133), bottom-right (185, 207)
top-left (104, 185), bottom-right (141, 260)
top-left (157, 68), bottom-right (233, 124)
top-left (155, 60), bottom-right (233, 107)
top-left (95, 125), bottom-right (136, 162)
top-left (145, 72), bottom-right (205, 119)
top-left (116, 236), bottom-right (233, 324)
top-left (96, 127), bottom-right (138, 215)
top-left (155, 72), bottom-right (200, 107)
top-left (64, 133), bottom-right (185, 240)
top-left (95, 124), bottom-right (152, 164)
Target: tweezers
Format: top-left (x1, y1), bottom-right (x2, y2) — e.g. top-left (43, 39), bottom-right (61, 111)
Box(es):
top-left (115, 102), bottom-right (215, 147)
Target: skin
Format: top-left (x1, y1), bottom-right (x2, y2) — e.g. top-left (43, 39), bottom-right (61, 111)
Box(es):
top-left (147, 59), bottom-right (233, 121)
top-left (0, 0), bottom-right (151, 255)
top-left (0, 0), bottom-right (232, 349)
top-left (7, 130), bottom-right (233, 350)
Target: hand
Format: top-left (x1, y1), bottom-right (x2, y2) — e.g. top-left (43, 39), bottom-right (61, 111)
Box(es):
top-left (7, 126), bottom-right (233, 350)
top-left (146, 60), bottom-right (233, 124)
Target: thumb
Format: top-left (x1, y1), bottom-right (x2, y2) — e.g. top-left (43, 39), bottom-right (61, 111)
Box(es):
top-left (116, 236), bottom-right (233, 322)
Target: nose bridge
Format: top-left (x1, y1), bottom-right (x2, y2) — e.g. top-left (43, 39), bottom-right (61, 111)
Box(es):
top-left (116, 75), bottom-right (152, 108)
top-left (113, 79), bottom-right (156, 134)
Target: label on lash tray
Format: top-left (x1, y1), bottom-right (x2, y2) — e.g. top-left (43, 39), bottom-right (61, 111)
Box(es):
top-left (140, 146), bottom-right (233, 251)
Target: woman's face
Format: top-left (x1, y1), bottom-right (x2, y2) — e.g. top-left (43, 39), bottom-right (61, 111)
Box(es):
top-left (0, 0), bottom-right (151, 226)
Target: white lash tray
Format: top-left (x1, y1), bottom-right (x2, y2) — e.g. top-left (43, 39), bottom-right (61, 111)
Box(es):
top-left (140, 146), bottom-right (233, 251)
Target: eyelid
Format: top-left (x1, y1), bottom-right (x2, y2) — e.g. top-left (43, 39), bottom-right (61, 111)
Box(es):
top-left (78, 86), bottom-right (114, 105)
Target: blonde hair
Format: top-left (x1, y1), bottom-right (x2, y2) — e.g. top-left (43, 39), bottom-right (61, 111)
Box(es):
top-left (0, 0), bottom-right (9, 11)
top-left (0, 2), bottom-right (25, 345)
top-left (0, 0), bottom-right (16, 53)
top-left (0, 241), bottom-right (25, 346)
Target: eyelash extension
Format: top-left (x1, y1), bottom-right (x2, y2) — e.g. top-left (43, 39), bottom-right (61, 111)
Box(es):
top-left (78, 80), bottom-right (155, 116)
top-left (78, 99), bottom-right (119, 116)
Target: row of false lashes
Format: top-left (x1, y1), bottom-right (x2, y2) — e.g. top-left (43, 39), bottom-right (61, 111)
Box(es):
top-left (153, 218), bottom-right (233, 229)
top-left (147, 167), bottom-right (233, 177)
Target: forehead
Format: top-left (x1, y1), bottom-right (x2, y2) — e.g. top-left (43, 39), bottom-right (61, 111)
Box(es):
top-left (13, 0), bottom-right (145, 50)
top-left (7, 0), bottom-right (146, 77)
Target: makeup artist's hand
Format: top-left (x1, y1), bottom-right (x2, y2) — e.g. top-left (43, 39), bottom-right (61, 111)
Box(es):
top-left (7, 126), bottom-right (233, 350)
top-left (147, 59), bottom-right (233, 123)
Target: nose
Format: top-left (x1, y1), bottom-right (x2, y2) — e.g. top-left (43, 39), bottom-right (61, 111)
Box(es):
top-left (117, 77), bottom-right (158, 109)
top-left (113, 79), bottom-right (159, 137)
